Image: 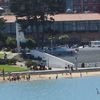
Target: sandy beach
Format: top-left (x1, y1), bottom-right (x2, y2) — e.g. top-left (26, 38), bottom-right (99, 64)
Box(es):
top-left (0, 71), bottom-right (100, 82)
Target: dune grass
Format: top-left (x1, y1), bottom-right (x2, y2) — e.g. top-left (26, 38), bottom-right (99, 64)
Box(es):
top-left (0, 65), bottom-right (29, 72)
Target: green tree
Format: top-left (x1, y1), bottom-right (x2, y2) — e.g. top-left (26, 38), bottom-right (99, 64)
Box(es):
top-left (20, 38), bottom-right (36, 49)
top-left (10, 0), bottom-right (66, 48)
top-left (58, 34), bottom-right (69, 45)
top-left (0, 18), bottom-right (5, 32)
top-left (0, 18), bottom-right (6, 47)
top-left (26, 38), bottom-right (36, 49)
top-left (6, 37), bottom-right (17, 49)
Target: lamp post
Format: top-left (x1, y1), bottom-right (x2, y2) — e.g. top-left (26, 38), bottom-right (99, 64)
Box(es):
top-left (75, 48), bottom-right (79, 70)
top-left (50, 39), bottom-right (53, 53)
top-left (48, 57), bottom-right (49, 68)
top-left (75, 54), bottom-right (78, 70)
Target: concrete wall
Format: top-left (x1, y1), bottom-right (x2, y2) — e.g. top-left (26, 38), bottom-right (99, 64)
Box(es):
top-left (30, 50), bottom-right (74, 68)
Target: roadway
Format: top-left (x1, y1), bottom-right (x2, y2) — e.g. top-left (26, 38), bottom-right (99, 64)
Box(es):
top-left (58, 47), bottom-right (100, 67)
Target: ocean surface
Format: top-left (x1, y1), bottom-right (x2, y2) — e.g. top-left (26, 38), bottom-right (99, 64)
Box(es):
top-left (0, 76), bottom-right (100, 100)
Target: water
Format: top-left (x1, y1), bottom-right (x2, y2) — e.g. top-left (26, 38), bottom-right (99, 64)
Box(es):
top-left (0, 77), bottom-right (100, 100)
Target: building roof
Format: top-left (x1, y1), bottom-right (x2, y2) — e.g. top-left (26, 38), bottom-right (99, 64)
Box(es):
top-left (2, 15), bottom-right (16, 23)
top-left (53, 13), bottom-right (100, 21)
top-left (1, 13), bottom-right (100, 23)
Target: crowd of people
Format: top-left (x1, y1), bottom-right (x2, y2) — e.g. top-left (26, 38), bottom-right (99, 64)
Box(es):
top-left (7, 74), bottom-right (31, 81)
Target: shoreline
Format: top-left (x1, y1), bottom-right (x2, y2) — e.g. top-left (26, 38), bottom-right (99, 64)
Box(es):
top-left (0, 70), bottom-right (100, 83)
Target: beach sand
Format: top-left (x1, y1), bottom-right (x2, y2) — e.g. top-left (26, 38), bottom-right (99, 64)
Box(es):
top-left (0, 71), bottom-right (100, 82)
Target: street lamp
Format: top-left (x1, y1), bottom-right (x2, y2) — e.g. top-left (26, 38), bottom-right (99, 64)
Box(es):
top-left (75, 48), bottom-right (79, 70)
top-left (47, 57), bottom-right (49, 68)
top-left (75, 54), bottom-right (78, 70)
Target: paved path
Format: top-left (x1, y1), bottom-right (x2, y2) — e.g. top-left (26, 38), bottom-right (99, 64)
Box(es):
top-left (1, 67), bottom-right (100, 76)
top-left (59, 47), bottom-right (100, 67)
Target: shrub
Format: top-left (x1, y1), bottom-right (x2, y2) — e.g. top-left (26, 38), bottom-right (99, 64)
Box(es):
top-left (6, 37), bottom-right (16, 49)
top-left (7, 58), bottom-right (17, 65)
top-left (0, 59), bottom-right (7, 64)
top-left (48, 67), bottom-right (52, 70)
top-left (25, 60), bottom-right (37, 68)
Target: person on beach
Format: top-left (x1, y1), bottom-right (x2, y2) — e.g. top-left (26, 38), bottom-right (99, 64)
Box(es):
top-left (7, 72), bottom-right (11, 81)
top-left (49, 77), bottom-right (51, 79)
top-left (56, 74), bottom-right (58, 79)
top-left (16, 75), bottom-right (21, 81)
top-left (26, 74), bottom-right (31, 80)
top-left (80, 72), bottom-right (82, 77)
top-left (21, 75), bottom-right (25, 80)
top-left (69, 71), bottom-right (72, 76)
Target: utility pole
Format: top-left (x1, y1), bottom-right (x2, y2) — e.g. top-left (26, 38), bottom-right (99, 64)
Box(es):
top-left (48, 58), bottom-right (49, 68)
top-left (75, 48), bottom-right (79, 70)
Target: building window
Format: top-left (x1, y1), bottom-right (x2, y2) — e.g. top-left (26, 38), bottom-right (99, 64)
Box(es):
top-left (84, 0), bottom-right (88, 2)
top-left (93, 0), bottom-right (96, 2)
top-left (77, 21), bottom-right (86, 31)
top-left (93, 6), bottom-right (96, 11)
top-left (89, 21), bottom-right (98, 31)
top-left (72, 22), bottom-right (76, 31)
top-left (84, 6), bottom-right (88, 11)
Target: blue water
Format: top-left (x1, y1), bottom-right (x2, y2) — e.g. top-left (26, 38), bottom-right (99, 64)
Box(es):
top-left (0, 77), bottom-right (100, 100)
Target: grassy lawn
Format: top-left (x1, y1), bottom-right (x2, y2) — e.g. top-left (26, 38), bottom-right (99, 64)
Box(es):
top-left (0, 65), bottom-right (29, 72)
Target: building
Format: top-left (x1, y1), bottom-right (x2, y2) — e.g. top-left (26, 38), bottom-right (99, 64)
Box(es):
top-left (2, 13), bottom-right (100, 42)
top-left (0, 0), bottom-right (9, 8)
top-left (0, 0), bottom-right (11, 15)
top-left (49, 13), bottom-right (100, 42)
top-left (73, 0), bottom-right (100, 13)
top-left (0, 0), bottom-right (66, 15)
top-left (0, 0), bottom-right (100, 14)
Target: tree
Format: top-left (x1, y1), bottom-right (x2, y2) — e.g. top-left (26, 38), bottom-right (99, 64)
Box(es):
top-left (0, 18), bottom-right (6, 47)
top-left (20, 38), bottom-right (36, 49)
top-left (10, 0), bottom-right (66, 48)
top-left (58, 34), bottom-right (69, 45)
top-left (0, 18), bottom-right (5, 32)
top-left (6, 37), bottom-right (17, 49)
top-left (26, 38), bottom-right (36, 49)
top-left (25, 60), bottom-right (38, 70)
